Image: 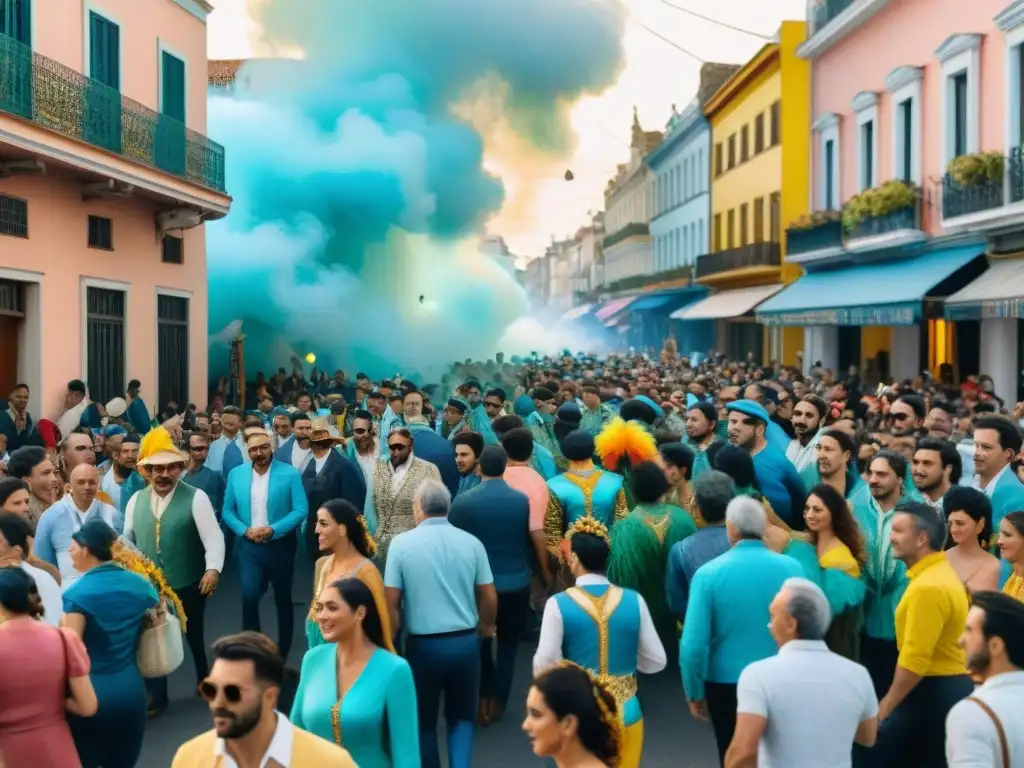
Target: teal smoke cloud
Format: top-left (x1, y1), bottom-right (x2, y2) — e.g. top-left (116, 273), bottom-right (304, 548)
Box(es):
top-left (207, 0), bottom-right (626, 380)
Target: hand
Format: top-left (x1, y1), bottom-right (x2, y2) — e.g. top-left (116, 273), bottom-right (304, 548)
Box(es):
top-left (878, 696), bottom-right (894, 723)
top-left (244, 527), bottom-right (262, 542)
top-left (199, 569), bottom-right (219, 596)
top-left (480, 623), bottom-right (496, 639)
top-left (257, 526), bottom-right (275, 542)
top-left (688, 700), bottom-right (708, 721)
top-left (763, 525), bottom-right (790, 553)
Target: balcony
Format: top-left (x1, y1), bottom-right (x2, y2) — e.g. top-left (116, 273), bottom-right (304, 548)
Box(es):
top-left (942, 175), bottom-right (1003, 221)
top-left (603, 222), bottom-right (650, 250)
top-left (604, 264), bottom-right (693, 293)
top-left (695, 242), bottom-right (781, 281)
top-left (0, 33), bottom-right (225, 193)
top-left (785, 215), bottom-right (843, 259)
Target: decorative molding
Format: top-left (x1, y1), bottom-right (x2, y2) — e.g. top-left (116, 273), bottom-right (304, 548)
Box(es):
top-left (995, 0), bottom-right (1024, 32)
top-left (935, 33), bottom-right (984, 63)
top-left (884, 66), bottom-right (924, 93)
top-left (851, 91), bottom-right (879, 113)
top-left (797, 0), bottom-right (893, 61)
top-left (169, 0), bottom-right (212, 22)
top-left (812, 112), bottom-right (841, 133)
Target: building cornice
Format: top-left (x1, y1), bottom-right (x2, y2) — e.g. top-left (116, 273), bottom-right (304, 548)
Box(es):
top-left (646, 113), bottom-right (707, 169)
top-left (797, 0), bottom-right (892, 61)
top-left (935, 33), bottom-right (983, 63)
top-left (170, 0), bottom-right (213, 22)
top-left (884, 65), bottom-right (924, 93)
top-left (812, 112), bottom-right (841, 133)
top-left (703, 44), bottom-right (780, 119)
top-left (851, 91), bottom-right (878, 112)
top-left (995, 0), bottom-right (1024, 32)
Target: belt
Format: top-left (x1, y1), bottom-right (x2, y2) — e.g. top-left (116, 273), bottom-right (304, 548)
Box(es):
top-left (600, 673), bottom-right (638, 707)
top-left (409, 627), bottom-right (477, 640)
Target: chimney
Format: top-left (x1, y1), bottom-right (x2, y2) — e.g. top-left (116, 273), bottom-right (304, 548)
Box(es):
top-left (697, 62), bottom-right (742, 106)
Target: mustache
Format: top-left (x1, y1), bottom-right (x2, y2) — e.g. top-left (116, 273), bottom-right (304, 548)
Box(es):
top-left (212, 709), bottom-right (236, 719)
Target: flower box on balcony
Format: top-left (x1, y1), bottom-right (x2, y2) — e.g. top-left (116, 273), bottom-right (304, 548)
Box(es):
top-left (786, 212), bottom-right (843, 256)
top-left (943, 152), bottom-right (1005, 220)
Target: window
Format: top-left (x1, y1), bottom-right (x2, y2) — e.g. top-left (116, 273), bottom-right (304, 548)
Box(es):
top-left (728, 134), bottom-right (736, 169)
top-left (87, 215), bottom-right (113, 250)
top-left (952, 73), bottom-right (968, 157)
top-left (770, 101), bottom-right (781, 146)
top-left (159, 51), bottom-right (187, 175)
top-left (824, 140), bottom-right (835, 209)
top-left (162, 235), bottom-right (183, 264)
top-left (769, 192), bottom-right (781, 242)
top-left (0, 0), bottom-right (31, 44)
top-left (698, 220), bottom-right (704, 255)
top-left (899, 100), bottom-right (912, 181)
top-left (89, 12), bottom-right (120, 89)
top-left (713, 213), bottom-right (722, 251)
top-left (158, 293), bottom-right (189, 409)
top-left (937, 34), bottom-right (980, 166)
top-left (815, 112), bottom-right (841, 211)
top-left (739, 203), bottom-right (749, 246)
top-left (86, 286), bottom-right (125, 404)
top-left (714, 143), bottom-right (723, 177)
top-left (0, 195), bottom-right (28, 238)
top-left (753, 197), bottom-right (764, 243)
top-left (741, 125), bottom-right (750, 162)
top-left (1018, 47), bottom-right (1024, 145)
top-left (852, 92), bottom-right (878, 192)
top-left (860, 121), bottom-right (874, 189)
top-left (161, 51), bottom-right (186, 122)
top-left (754, 114), bottom-right (765, 153)
top-left (726, 209), bottom-right (735, 249)
top-left (886, 66), bottom-right (922, 185)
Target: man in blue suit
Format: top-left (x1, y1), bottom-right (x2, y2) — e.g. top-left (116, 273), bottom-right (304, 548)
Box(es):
top-left (449, 445), bottom-right (533, 724)
top-left (971, 416), bottom-right (1024, 586)
top-left (222, 430), bottom-right (307, 661)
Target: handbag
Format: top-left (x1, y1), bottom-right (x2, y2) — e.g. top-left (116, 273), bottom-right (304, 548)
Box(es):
top-left (137, 602), bottom-right (185, 678)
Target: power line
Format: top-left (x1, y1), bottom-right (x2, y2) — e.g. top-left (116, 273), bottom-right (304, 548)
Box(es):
top-left (632, 19), bottom-right (705, 62)
top-left (654, 0), bottom-right (773, 40)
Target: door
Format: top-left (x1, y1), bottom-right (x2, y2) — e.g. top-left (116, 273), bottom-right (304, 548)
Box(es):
top-left (0, 0), bottom-right (32, 118)
top-left (85, 12), bottom-right (121, 153)
top-left (0, 315), bottom-right (19, 396)
top-left (157, 51), bottom-right (186, 175)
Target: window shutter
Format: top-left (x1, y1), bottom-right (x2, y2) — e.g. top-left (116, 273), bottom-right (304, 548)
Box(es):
top-left (2, 0), bottom-right (31, 44)
top-left (162, 52), bottom-right (185, 122)
top-left (106, 18), bottom-right (120, 90)
top-left (89, 12), bottom-right (119, 89)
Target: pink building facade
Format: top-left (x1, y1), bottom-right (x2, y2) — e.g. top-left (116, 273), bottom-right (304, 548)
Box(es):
top-left (0, 0), bottom-right (230, 420)
top-left (760, 0), bottom-right (1024, 401)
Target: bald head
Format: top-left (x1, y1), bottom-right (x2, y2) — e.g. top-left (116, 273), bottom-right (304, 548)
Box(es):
top-left (69, 463), bottom-right (99, 510)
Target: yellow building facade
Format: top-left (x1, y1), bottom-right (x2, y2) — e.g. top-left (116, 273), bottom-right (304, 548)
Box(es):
top-left (694, 21), bottom-right (810, 365)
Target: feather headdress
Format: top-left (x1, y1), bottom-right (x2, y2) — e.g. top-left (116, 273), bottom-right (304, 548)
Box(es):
top-left (594, 417), bottom-right (658, 471)
top-left (566, 515), bottom-right (611, 545)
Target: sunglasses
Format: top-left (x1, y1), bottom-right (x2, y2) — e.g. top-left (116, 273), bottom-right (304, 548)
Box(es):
top-left (388, 443), bottom-right (409, 451)
top-left (199, 681), bottom-right (244, 703)
top-left (352, 428), bottom-right (369, 435)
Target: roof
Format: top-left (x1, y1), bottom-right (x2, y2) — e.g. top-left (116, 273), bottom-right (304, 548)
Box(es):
top-left (208, 59), bottom-right (247, 87)
top-left (703, 43), bottom-right (780, 119)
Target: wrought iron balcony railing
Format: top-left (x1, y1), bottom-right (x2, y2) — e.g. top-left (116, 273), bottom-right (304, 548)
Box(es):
top-left (848, 198), bottom-right (922, 240)
top-left (811, 0), bottom-right (856, 34)
top-left (696, 242), bottom-right (781, 279)
top-left (0, 33), bottom-right (225, 193)
top-left (602, 222), bottom-right (650, 249)
top-left (1010, 145), bottom-right (1024, 205)
top-left (942, 173), bottom-right (1003, 220)
top-left (785, 217), bottom-right (842, 256)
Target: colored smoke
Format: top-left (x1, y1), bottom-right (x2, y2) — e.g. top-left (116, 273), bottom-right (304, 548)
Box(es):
top-left (206, 0), bottom-right (626, 380)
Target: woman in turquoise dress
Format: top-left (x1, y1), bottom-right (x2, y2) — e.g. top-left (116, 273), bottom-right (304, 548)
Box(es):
top-left (784, 483), bottom-right (866, 661)
top-left (62, 520), bottom-right (158, 768)
top-left (292, 578), bottom-right (419, 767)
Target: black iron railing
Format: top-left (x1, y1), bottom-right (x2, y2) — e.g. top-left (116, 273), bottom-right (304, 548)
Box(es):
top-left (696, 242), bottom-right (781, 279)
top-left (848, 199), bottom-right (921, 240)
top-left (786, 218), bottom-right (842, 255)
top-left (942, 173), bottom-right (1004, 220)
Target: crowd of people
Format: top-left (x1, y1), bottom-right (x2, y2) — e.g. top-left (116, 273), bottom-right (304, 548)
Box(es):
top-left (0, 343), bottom-right (1023, 767)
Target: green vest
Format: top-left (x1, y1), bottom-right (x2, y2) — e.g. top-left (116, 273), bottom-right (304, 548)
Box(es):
top-left (132, 483), bottom-right (206, 590)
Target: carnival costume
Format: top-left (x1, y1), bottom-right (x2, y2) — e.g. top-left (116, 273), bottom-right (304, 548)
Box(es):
top-left (594, 417), bottom-right (658, 509)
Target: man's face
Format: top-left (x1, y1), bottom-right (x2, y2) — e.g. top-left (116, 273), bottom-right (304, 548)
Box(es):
top-left (189, 436), bottom-right (209, 466)
top-left (465, 386), bottom-right (481, 405)
top-left (791, 402), bottom-right (821, 438)
top-left (767, 589), bottom-right (797, 647)
top-left (973, 427), bottom-right (1011, 477)
top-left (104, 434), bottom-right (123, 458)
top-left (272, 414), bottom-right (291, 438)
top-left (387, 434), bottom-right (412, 467)
top-left (685, 409), bottom-right (712, 441)
top-left (726, 412), bottom-right (758, 449)
top-left (357, 377), bottom-right (371, 393)
top-left (889, 435), bottom-right (916, 462)
top-left (403, 393), bottom-right (423, 418)
top-left (911, 449), bottom-right (945, 493)
top-left (484, 394), bottom-right (505, 418)
top-left (352, 419), bottom-right (373, 449)
top-left (8, 387), bottom-right (28, 412)
top-left (454, 445), bottom-right (478, 474)
top-left (296, 395), bottom-right (312, 412)
top-left (258, 398), bottom-right (273, 414)
top-left (63, 434), bottom-right (96, 469)
top-left (868, 458), bottom-right (900, 501)
top-left (203, 659), bottom-right (274, 740)
top-left (959, 606), bottom-right (993, 677)
top-left (534, 398), bottom-right (556, 416)
top-left (221, 414), bottom-right (241, 436)
top-left (888, 400), bottom-right (920, 430)
top-left (70, 465), bottom-right (99, 508)
top-left (889, 512), bottom-right (921, 561)
top-left (443, 406), bottom-right (463, 426)
top-left (150, 462), bottom-right (183, 495)
top-left (28, 459), bottom-right (57, 503)
top-left (925, 408), bottom-right (953, 439)
top-left (117, 441), bottom-right (139, 471)
top-left (195, 415), bottom-right (211, 435)
top-left (815, 435), bottom-right (847, 479)
top-left (367, 397), bottom-right (386, 417)
top-left (293, 419), bottom-right (312, 445)
top-left (247, 437), bottom-right (273, 468)
top-left (64, 389), bottom-right (84, 409)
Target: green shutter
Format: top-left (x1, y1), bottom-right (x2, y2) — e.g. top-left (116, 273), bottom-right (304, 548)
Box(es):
top-left (1, 0), bottom-right (31, 44)
top-left (89, 11), bottom-right (119, 90)
top-left (161, 51), bottom-right (185, 122)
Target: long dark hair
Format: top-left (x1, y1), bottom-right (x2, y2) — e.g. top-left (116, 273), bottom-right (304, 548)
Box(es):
top-left (0, 565), bottom-right (44, 619)
top-left (532, 665), bottom-right (620, 765)
top-left (806, 483), bottom-right (866, 565)
top-left (320, 499), bottom-right (376, 559)
top-left (328, 577), bottom-right (387, 650)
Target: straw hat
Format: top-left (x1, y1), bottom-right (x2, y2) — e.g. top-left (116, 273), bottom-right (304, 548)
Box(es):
top-left (136, 427), bottom-right (188, 467)
top-left (310, 418), bottom-right (344, 444)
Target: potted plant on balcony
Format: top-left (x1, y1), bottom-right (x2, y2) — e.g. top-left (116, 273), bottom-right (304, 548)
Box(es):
top-left (787, 210), bottom-right (841, 230)
top-left (785, 210), bottom-right (842, 254)
top-left (842, 179), bottom-right (918, 232)
top-left (947, 151), bottom-right (1004, 188)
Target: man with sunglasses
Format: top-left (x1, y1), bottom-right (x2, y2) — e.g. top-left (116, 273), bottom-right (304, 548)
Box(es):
top-left (175, 631), bottom-right (357, 767)
top-left (182, 432), bottom-right (225, 518)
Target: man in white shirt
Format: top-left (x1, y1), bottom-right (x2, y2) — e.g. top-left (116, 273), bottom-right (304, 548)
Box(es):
top-left (123, 427), bottom-right (225, 716)
top-left (727, 577), bottom-right (878, 768)
top-left (0, 511), bottom-right (62, 626)
top-left (946, 591), bottom-right (1024, 767)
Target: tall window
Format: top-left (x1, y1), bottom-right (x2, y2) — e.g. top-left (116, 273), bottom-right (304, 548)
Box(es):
top-left (0, 0), bottom-right (31, 43)
top-left (824, 139), bottom-right (835, 209)
top-left (754, 113), bottom-right (765, 153)
top-left (769, 192), bottom-right (781, 242)
top-left (89, 12), bottom-right (120, 89)
top-left (741, 125), bottom-right (750, 162)
top-left (860, 120), bottom-right (874, 189)
top-left (713, 213), bottom-right (722, 251)
top-left (1019, 48), bottom-right (1024, 146)
top-left (753, 197), bottom-right (764, 243)
top-left (158, 294), bottom-right (189, 409)
top-left (899, 99), bottom-right (912, 182)
top-left (739, 203), bottom-right (749, 246)
top-left (728, 135), bottom-right (737, 169)
top-left (953, 72), bottom-right (968, 157)
top-left (714, 143), bottom-right (723, 177)
top-left (770, 101), bottom-right (781, 146)
top-left (726, 209), bottom-right (736, 249)
top-left (86, 286), bottom-right (125, 404)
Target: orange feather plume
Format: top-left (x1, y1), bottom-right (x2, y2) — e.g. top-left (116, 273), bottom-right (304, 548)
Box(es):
top-left (594, 417), bottom-right (658, 469)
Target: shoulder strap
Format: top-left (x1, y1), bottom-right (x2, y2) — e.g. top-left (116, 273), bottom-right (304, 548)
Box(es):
top-left (968, 696), bottom-right (1010, 768)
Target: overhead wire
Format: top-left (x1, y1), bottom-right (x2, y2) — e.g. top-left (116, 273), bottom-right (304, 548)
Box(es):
top-left (653, 0), bottom-right (773, 40)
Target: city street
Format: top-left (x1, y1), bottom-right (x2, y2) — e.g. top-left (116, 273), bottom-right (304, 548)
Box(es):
top-left (139, 562), bottom-right (719, 767)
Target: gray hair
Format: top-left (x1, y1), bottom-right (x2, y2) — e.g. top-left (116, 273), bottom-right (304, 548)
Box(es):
top-left (693, 470), bottom-right (737, 525)
top-left (415, 479), bottom-right (451, 517)
top-left (895, 501), bottom-right (946, 551)
top-left (780, 577), bottom-right (832, 640)
top-left (725, 495), bottom-right (767, 539)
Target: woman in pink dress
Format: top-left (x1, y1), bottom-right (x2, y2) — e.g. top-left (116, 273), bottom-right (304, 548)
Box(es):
top-left (0, 566), bottom-right (97, 767)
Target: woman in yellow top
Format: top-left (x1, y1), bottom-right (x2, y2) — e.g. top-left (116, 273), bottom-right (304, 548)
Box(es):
top-left (306, 499), bottom-right (394, 650)
top-left (784, 483), bottom-right (867, 661)
top-left (997, 510), bottom-right (1024, 602)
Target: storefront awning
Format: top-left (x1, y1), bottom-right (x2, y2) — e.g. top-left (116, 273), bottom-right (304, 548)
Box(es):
top-left (629, 286), bottom-right (707, 313)
top-left (593, 296), bottom-right (635, 322)
top-left (670, 284), bottom-right (784, 321)
top-left (756, 245), bottom-right (986, 326)
top-left (559, 304), bottom-right (594, 322)
top-left (944, 258), bottom-right (1024, 320)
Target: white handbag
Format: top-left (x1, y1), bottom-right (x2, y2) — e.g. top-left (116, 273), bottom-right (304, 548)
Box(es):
top-left (137, 608), bottom-right (185, 679)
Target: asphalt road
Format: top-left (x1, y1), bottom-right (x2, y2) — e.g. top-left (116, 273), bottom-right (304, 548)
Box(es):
top-left (139, 562), bottom-right (719, 767)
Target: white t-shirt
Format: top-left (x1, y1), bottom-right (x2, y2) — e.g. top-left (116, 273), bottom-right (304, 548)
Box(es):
top-left (21, 561), bottom-right (62, 627)
top-left (736, 639), bottom-right (877, 767)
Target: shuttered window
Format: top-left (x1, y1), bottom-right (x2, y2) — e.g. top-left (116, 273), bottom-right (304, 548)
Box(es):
top-left (87, 215), bottom-right (113, 249)
top-left (0, 0), bottom-right (31, 44)
top-left (158, 294), bottom-right (189, 409)
top-left (89, 12), bottom-right (120, 89)
top-left (0, 194), bottom-right (28, 238)
top-left (86, 286), bottom-right (125, 405)
top-left (161, 51), bottom-right (186, 122)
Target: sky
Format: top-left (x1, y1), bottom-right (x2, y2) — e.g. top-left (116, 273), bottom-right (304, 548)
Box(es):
top-left (206, 0), bottom-right (808, 259)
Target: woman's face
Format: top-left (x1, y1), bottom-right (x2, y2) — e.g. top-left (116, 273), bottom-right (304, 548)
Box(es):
top-left (1, 489), bottom-right (30, 517)
top-left (997, 521), bottom-right (1024, 563)
top-left (314, 509), bottom-right (343, 553)
top-left (803, 493), bottom-right (833, 534)
top-left (947, 511), bottom-right (983, 548)
top-left (522, 686), bottom-right (572, 758)
top-left (69, 539), bottom-right (88, 572)
top-left (314, 586), bottom-right (362, 643)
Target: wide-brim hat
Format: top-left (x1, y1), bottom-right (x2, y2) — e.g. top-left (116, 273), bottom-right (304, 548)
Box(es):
top-left (310, 418), bottom-right (344, 443)
top-left (136, 427), bottom-right (187, 467)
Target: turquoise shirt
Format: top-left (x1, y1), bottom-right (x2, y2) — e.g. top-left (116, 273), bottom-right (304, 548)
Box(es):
top-left (683, 437), bottom-right (719, 480)
top-left (555, 584), bottom-right (644, 726)
top-left (530, 443), bottom-right (559, 480)
top-left (580, 403), bottom-right (616, 435)
top-left (383, 517), bottom-right (493, 635)
top-left (980, 468), bottom-right (1024, 586)
top-left (851, 496), bottom-right (908, 641)
top-left (291, 645), bottom-right (420, 768)
top-left (680, 540), bottom-right (803, 701)
top-left (547, 470), bottom-right (625, 532)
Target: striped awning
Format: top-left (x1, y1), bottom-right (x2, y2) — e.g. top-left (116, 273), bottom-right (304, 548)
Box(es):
top-left (594, 296), bottom-right (636, 321)
top-left (559, 304), bottom-right (594, 322)
top-left (671, 284), bottom-right (784, 321)
top-left (944, 258), bottom-right (1024, 320)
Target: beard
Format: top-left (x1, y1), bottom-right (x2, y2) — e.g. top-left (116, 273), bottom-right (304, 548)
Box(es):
top-left (113, 462), bottom-right (133, 479)
top-left (213, 703), bottom-right (263, 739)
top-left (965, 647), bottom-right (991, 676)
